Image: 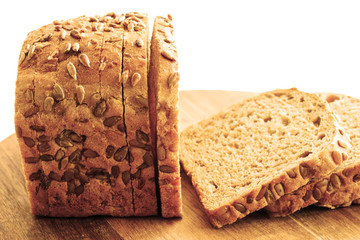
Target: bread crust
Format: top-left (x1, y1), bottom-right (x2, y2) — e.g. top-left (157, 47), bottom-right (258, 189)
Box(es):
top-left (15, 13), bottom-right (142, 217)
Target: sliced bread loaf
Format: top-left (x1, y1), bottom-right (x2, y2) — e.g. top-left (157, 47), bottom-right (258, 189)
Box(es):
top-left (180, 88), bottom-right (348, 228)
top-left (266, 94), bottom-right (360, 216)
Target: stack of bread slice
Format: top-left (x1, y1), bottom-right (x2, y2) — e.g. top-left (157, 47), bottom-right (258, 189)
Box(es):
top-left (266, 93), bottom-right (360, 216)
top-left (180, 88), bottom-right (351, 228)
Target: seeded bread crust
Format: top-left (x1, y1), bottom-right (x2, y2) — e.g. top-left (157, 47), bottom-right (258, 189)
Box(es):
top-left (15, 13), bottom-right (142, 217)
top-left (149, 16), bottom-right (182, 217)
top-left (180, 89), bottom-right (348, 228)
top-left (265, 94), bottom-right (360, 216)
top-left (121, 12), bottom-right (157, 216)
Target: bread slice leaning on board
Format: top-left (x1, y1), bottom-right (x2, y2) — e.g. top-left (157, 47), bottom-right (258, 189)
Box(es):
top-left (14, 12), bottom-right (182, 217)
top-left (265, 94), bottom-right (360, 216)
top-left (180, 88), bottom-right (349, 228)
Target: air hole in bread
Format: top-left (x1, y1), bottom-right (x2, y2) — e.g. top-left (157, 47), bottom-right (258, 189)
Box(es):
top-left (313, 117), bottom-right (321, 127)
top-left (318, 133), bottom-right (326, 140)
top-left (326, 94), bottom-right (340, 103)
top-left (282, 117), bottom-right (290, 126)
top-left (287, 95), bottom-right (294, 100)
top-left (307, 109), bottom-right (313, 113)
top-left (300, 97), bottom-right (305, 102)
top-left (299, 151), bottom-right (312, 158)
top-left (264, 117), bottom-right (272, 122)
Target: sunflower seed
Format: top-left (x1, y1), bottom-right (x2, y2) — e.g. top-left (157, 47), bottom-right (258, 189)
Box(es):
top-left (106, 145), bottom-right (115, 158)
top-left (25, 157), bottom-right (39, 164)
top-left (103, 116), bottom-right (121, 127)
top-left (127, 23), bottom-right (134, 31)
top-left (128, 95), bottom-right (148, 111)
top-left (79, 173), bottom-right (90, 184)
top-left (60, 29), bottom-right (66, 40)
top-left (29, 125), bottom-right (45, 132)
top-left (70, 30), bottom-right (81, 39)
top-left (135, 38), bottom-right (143, 47)
top-left (43, 96), bottom-right (54, 112)
top-left (48, 171), bottom-right (61, 181)
top-left (39, 154), bottom-right (54, 161)
top-left (136, 129), bottom-right (149, 144)
top-left (83, 149), bottom-right (99, 158)
top-left (137, 178), bottom-right (145, 189)
top-left (93, 99), bottom-right (107, 117)
top-left (164, 38), bottom-right (175, 43)
top-left (58, 158), bottom-right (69, 170)
top-left (27, 44), bottom-right (36, 60)
top-left (24, 106), bottom-right (39, 118)
top-left (24, 89), bottom-right (34, 103)
top-left (53, 83), bottom-right (65, 101)
top-left (38, 135), bottom-right (50, 142)
top-left (18, 51), bottom-right (26, 66)
top-left (121, 70), bottom-right (129, 84)
top-left (29, 170), bottom-right (42, 181)
top-left (161, 50), bottom-right (176, 61)
top-left (76, 85), bottom-right (85, 104)
top-left (104, 27), bottom-right (114, 32)
top-left (69, 149), bottom-right (81, 163)
top-left (159, 165), bottom-right (175, 173)
top-left (99, 61), bottom-right (106, 71)
top-left (63, 42), bottom-right (71, 53)
top-left (79, 53), bottom-right (91, 68)
top-left (67, 62), bottom-right (77, 80)
top-left (114, 146), bottom-right (128, 162)
top-left (111, 166), bottom-right (120, 178)
top-left (168, 72), bottom-right (180, 88)
top-left (72, 42), bottom-right (80, 52)
top-left (23, 137), bottom-right (35, 148)
top-left (37, 142), bottom-right (51, 153)
top-left (143, 152), bottom-right (153, 166)
top-left (122, 171), bottom-right (131, 185)
top-left (55, 149), bottom-right (65, 161)
top-left (89, 16), bottom-right (99, 22)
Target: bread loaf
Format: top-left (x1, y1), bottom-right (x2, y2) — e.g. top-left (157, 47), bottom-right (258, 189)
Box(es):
top-left (180, 88), bottom-right (348, 228)
top-left (266, 94), bottom-right (360, 216)
top-left (149, 15), bottom-right (182, 217)
top-left (15, 12), bottom-right (181, 217)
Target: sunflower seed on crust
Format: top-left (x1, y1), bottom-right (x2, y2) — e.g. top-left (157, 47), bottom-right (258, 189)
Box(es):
top-left (79, 53), bottom-right (91, 68)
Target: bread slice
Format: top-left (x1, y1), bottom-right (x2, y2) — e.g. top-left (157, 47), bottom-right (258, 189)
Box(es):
top-left (121, 12), bottom-right (157, 216)
top-left (180, 88), bottom-right (348, 228)
top-left (266, 94), bottom-right (360, 216)
top-left (149, 15), bottom-right (182, 217)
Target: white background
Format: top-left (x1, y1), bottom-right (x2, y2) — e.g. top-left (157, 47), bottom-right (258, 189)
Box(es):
top-left (1, 0), bottom-right (360, 141)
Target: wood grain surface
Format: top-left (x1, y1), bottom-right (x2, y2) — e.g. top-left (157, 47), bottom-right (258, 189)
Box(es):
top-left (1, 90), bottom-right (360, 240)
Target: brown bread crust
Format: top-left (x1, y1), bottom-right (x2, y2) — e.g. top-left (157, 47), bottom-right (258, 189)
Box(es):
top-left (15, 13), bottom-right (140, 217)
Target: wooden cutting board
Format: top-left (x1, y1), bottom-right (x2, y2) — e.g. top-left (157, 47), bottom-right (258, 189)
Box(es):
top-left (1, 90), bottom-right (360, 240)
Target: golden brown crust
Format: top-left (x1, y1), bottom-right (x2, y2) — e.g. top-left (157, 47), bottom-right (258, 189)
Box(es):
top-left (122, 12), bottom-right (157, 216)
top-left (149, 16), bottom-right (182, 217)
top-left (15, 13), bottom-right (143, 217)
